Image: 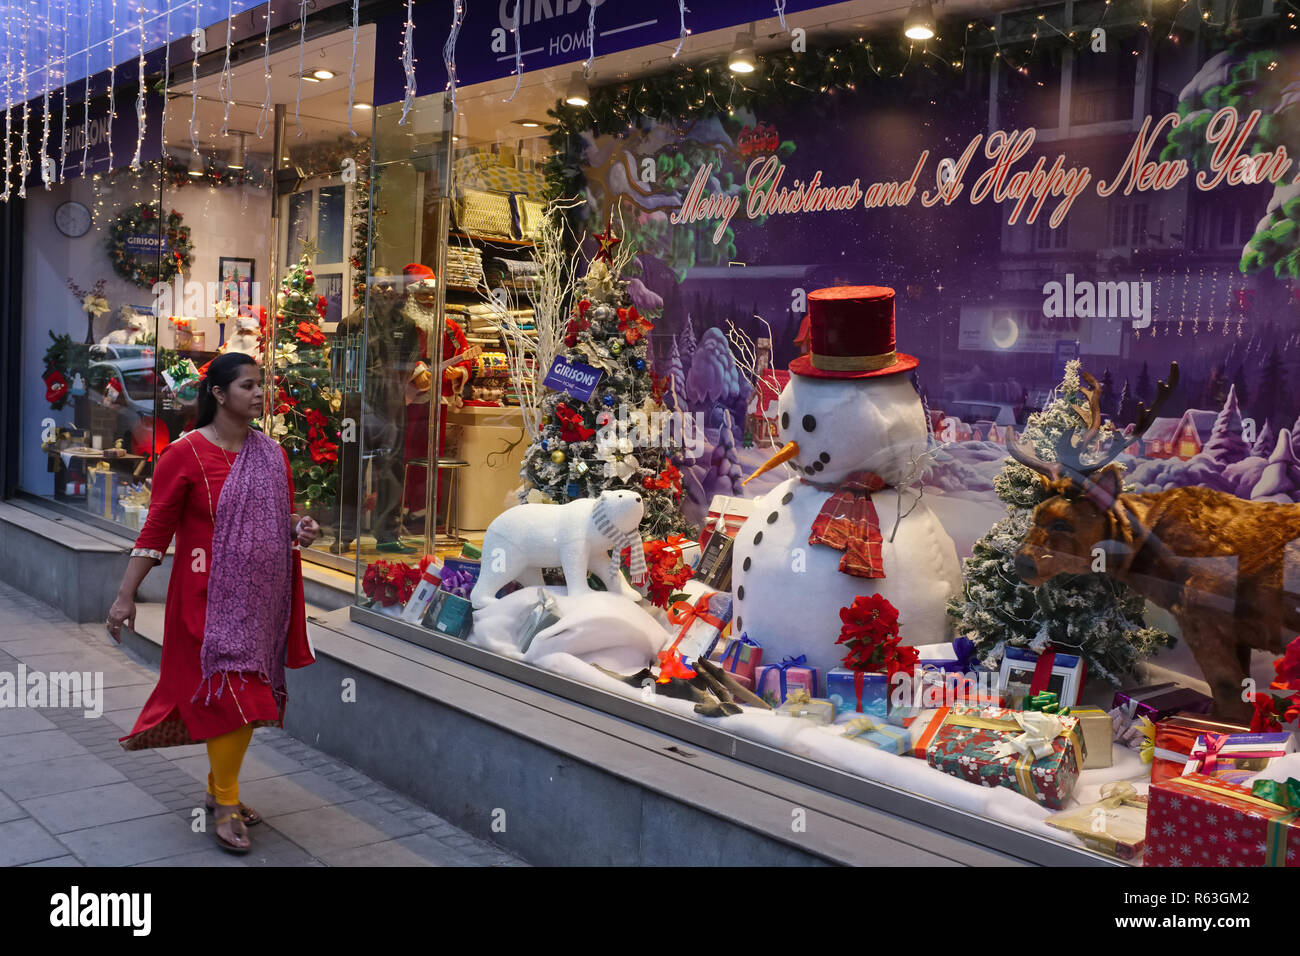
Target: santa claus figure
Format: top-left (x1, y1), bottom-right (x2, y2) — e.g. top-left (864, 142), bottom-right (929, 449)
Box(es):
top-left (401, 263), bottom-right (474, 529)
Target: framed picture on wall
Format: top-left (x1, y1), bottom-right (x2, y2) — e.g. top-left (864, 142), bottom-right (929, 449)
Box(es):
top-left (218, 257), bottom-right (256, 310)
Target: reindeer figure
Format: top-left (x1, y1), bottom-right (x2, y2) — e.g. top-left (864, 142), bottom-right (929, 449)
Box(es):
top-left (1009, 362), bottom-right (1299, 722)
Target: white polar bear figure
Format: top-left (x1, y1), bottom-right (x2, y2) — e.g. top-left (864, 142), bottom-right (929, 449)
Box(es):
top-left (100, 311), bottom-right (152, 346)
top-left (731, 373), bottom-right (962, 677)
top-left (471, 489), bottom-right (646, 609)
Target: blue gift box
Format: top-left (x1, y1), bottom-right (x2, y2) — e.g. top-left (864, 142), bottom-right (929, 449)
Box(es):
top-left (825, 668), bottom-right (888, 717)
top-left (915, 637), bottom-right (977, 673)
top-left (842, 717), bottom-right (910, 755)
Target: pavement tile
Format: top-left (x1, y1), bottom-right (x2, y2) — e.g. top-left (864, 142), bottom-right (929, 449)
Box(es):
top-left (0, 729), bottom-right (89, 767)
top-left (0, 791), bottom-right (25, 823)
top-left (58, 813), bottom-right (207, 866)
top-left (0, 708), bottom-right (58, 736)
top-left (317, 833), bottom-right (482, 867)
top-left (264, 800), bottom-right (422, 855)
top-left (0, 752), bottom-right (129, 801)
top-left (22, 781), bottom-right (170, 834)
top-left (0, 819), bottom-right (69, 866)
top-left (21, 856), bottom-right (84, 867)
top-left (136, 848), bottom-right (249, 867)
top-left (231, 771), bottom-right (356, 817)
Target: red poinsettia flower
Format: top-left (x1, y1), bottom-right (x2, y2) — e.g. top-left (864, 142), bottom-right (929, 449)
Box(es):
top-left (295, 322), bottom-right (326, 346)
top-left (564, 315), bottom-right (591, 349)
top-left (315, 294), bottom-right (328, 318)
top-left (309, 438), bottom-right (339, 464)
top-left (305, 407), bottom-right (330, 429)
top-left (835, 594), bottom-right (908, 676)
top-left (616, 306), bottom-right (653, 345)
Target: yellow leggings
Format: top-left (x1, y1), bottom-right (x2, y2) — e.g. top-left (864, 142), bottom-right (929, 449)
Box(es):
top-left (205, 724), bottom-right (253, 805)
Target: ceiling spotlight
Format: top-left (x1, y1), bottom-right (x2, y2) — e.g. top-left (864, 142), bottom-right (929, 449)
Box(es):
top-left (354, 102), bottom-right (373, 110)
top-left (564, 71), bottom-right (590, 107)
top-left (312, 68), bottom-right (335, 80)
top-left (728, 28), bottom-right (757, 74)
top-left (513, 118), bottom-right (543, 127)
top-left (904, 0), bottom-right (936, 40)
top-left (187, 150), bottom-right (204, 177)
top-left (228, 132), bottom-right (246, 170)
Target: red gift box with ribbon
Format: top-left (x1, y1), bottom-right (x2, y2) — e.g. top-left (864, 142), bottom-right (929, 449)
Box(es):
top-left (697, 494), bottom-right (754, 549)
top-left (1145, 774), bottom-right (1300, 867)
top-left (660, 591), bottom-right (733, 676)
top-left (709, 634), bottom-right (762, 690)
top-left (1151, 713), bottom-right (1250, 784)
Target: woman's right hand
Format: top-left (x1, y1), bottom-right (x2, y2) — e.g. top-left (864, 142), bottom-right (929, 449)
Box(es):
top-left (106, 595), bottom-right (136, 644)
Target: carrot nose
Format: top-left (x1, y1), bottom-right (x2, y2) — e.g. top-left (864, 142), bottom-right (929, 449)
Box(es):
top-left (743, 441), bottom-right (800, 486)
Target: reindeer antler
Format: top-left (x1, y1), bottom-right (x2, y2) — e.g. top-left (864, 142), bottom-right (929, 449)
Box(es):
top-left (1009, 362), bottom-right (1179, 486)
top-left (1131, 362), bottom-right (1180, 441)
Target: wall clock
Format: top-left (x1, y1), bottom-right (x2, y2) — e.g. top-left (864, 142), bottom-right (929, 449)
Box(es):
top-left (55, 201), bottom-right (92, 238)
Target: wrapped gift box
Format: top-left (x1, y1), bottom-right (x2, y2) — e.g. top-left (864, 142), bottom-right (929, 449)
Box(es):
top-left (1181, 732), bottom-right (1296, 783)
top-left (924, 706), bottom-right (1084, 810)
top-left (698, 494), bottom-right (754, 548)
top-left (1145, 773), bottom-right (1300, 867)
top-left (439, 558), bottom-right (481, 599)
top-left (427, 590), bottom-right (473, 639)
top-left (709, 634), bottom-right (762, 685)
top-left (755, 657), bottom-right (819, 706)
top-left (664, 591), bottom-right (732, 664)
top-left (914, 638), bottom-right (976, 674)
top-left (1152, 713), bottom-right (1250, 784)
top-left (843, 716), bottom-right (911, 755)
top-left (775, 691), bottom-right (835, 725)
top-left (825, 668), bottom-right (888, 717)
top-left (1112, 682), bottom-right (1213, 726)
top-left (691, 530), bottom-right (734, 591)
top-left (1069, 706), bottom-right (1115, 770)
top-left (86, 464), bottom-right (116, 519)
top-left (1047, 783), bottom-right (1147, 860)
top-left (998, 645), bottom-right (1086, 709)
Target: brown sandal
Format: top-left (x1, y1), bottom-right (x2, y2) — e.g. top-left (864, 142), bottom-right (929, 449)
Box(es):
top-left (205, 794), bottom-right (262, 826)
top-left (213, 810), bottom-right (250, 854)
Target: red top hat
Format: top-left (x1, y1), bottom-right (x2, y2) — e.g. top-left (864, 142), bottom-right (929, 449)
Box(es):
top-left (788, 285), bottom-right (918, 380)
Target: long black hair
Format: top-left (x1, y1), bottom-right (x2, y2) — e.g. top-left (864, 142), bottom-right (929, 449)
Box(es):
top-left (195, 351), bottom-right (258, 428)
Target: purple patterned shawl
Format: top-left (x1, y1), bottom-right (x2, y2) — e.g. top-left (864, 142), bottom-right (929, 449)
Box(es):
top-left (194, 428), bottom-right (293, 706)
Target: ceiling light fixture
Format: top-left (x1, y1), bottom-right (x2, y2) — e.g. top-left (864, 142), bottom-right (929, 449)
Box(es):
top-left (564, 72), bottom-right (590, 107)
top-left (513, 118), bottom-right (543, 127)
top-left (312, 68), bottom-right (335, 80)
top-left (903, 0), bottom-right (937, 40)
top-left (228, 132), bottom-right (246, 170)
top-left (728, 27), bottom-right (757, 74)
top-left (187, 150), bottom-right (205, 177)
top-left (354, 102), bottom-right (373, 110)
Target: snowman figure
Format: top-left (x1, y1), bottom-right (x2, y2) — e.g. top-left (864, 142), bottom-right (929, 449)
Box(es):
top-left (730, 286), bottom-right (961, 679)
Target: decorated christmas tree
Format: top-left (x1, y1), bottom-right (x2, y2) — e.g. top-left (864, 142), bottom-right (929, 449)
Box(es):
top-left (518, 248), bottom-right (690, 541)
top-left (271, 254), bottom-right (343, 512)
top-left (947, 361), bottom-right (1173, 686)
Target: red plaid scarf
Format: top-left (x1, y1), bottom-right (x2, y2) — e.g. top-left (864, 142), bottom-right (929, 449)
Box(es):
top-left (806, 471), bottom-right (887, 579)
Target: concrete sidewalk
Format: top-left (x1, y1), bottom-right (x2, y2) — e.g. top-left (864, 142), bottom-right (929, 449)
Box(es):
top-left (0, 581), bottom-right (527, 867)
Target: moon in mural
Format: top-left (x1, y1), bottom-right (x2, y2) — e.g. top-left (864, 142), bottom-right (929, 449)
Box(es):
top-left (991, 313), bottom-right (1020, 349)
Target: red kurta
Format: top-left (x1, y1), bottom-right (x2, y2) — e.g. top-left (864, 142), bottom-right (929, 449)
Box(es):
top-left (120, 431), bottom-right (310, 750)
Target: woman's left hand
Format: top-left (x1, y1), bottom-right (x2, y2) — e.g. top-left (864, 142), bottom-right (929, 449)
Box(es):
top-left (296, 516), bottom-right (320, 547)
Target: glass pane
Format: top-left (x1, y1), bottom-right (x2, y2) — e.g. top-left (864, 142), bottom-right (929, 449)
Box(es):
top-left (287, 191), bottom-right (312, 264)
top-left (317, 186), bottom-right (346, 263)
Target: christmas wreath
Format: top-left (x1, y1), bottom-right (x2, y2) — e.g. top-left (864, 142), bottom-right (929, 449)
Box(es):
top-left (105, 202), bottom-right (194, 288)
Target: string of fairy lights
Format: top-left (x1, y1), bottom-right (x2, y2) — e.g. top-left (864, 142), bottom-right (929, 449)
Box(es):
top-left (0, 0), bottom-right (1293, 213)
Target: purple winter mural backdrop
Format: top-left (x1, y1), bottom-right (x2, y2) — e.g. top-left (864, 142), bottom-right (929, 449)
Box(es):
top-left (570, 32), bottom-right (1300, 547)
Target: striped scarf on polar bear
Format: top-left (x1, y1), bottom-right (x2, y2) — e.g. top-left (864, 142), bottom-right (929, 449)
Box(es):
top-left (592, 497), bottom-right (647, 585)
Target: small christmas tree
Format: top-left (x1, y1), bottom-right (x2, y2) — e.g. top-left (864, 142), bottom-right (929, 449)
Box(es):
top-left (271, 254), bottom-right (343, 512)
top-left (518, 256), bottom-right (690, 540)
top-left (947, 360), bottom-right (1174, 686)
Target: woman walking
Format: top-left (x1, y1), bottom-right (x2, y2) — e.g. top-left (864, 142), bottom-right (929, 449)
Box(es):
top-left (106, 352), bottom-right (318, 853)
